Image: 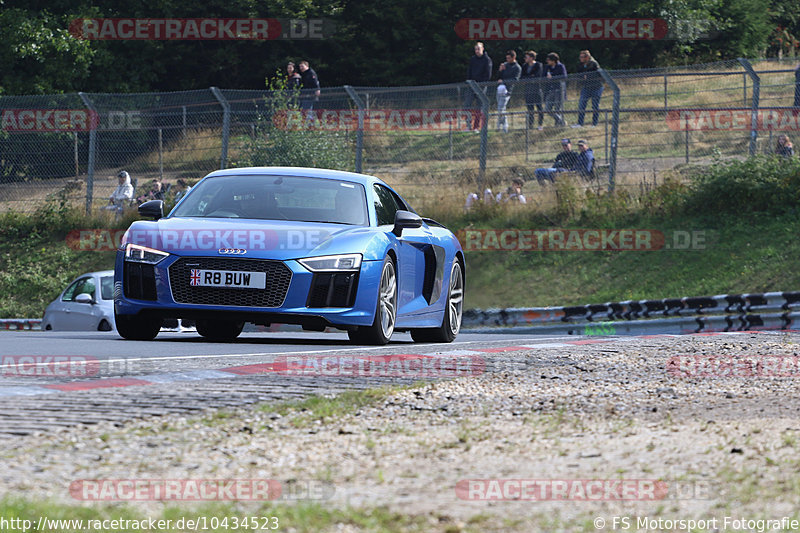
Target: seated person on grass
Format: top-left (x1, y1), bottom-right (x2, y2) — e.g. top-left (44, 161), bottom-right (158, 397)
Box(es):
top-left (534, 138), bottom-right (579, 184)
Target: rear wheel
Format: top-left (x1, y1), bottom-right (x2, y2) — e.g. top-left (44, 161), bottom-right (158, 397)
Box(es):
top-left (348, 257), bottom-right (397, 345)
top-left (97, 319), bottom-right (112, 332)
top-left (196, 319), bottom-right (244, 342)
top-left (411, 259), bottom-right (463, 343)
top-left (115, 311), bottom-right (161, 340)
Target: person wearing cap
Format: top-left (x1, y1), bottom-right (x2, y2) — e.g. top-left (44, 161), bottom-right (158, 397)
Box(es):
top-left (576, 140), bottom-right (595, 180)
top-left (534, 139), bottom-right (579, 184)
top-left (104, 170), bottom-right (134, 213)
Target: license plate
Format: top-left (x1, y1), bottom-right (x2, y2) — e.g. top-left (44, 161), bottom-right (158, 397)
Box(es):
top-left (190, 269), bottom-right (266, 289)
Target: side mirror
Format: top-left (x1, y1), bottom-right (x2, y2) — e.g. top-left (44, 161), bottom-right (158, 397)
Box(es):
top-left (74, 293), bottom-right (94, 304)
top-left (138, 200), bottom-right (164, 220)
top-left (392, 210), bottom-right (423, 237)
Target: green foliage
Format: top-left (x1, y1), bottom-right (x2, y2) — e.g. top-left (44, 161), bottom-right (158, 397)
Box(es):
top-left (234, 75), bottom-right (355, 170)
top-left (0, 200), bottom-right (125, 318)
top-left (684, 155), bottom-right (800, 215)
top-left (0, 9), bottom-right (94, 94)
top-left (0, 0), bottom-right (790, 92)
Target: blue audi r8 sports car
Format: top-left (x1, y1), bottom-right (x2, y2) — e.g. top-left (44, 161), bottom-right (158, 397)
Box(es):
top-left (114, 167), bottom-right (464, 344)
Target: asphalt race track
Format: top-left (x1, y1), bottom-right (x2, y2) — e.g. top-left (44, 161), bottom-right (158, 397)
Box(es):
top-left (0, 330), bottom-right (588, 437)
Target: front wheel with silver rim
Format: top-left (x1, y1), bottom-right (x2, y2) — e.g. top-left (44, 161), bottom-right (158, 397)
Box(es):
top-left (348, 256), bottom-right (397, 345)
top-left (411, 259), bottom-right (463, 343)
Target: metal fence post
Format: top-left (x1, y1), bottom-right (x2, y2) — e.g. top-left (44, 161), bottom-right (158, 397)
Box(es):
top-left (74, 132), bottom-right (79, 179)
top-left (344, 85), bottom-right (364, 173)
top-left (467, 80), bottom-right (489, 191)
top-left (598, 70), bottom-right (619, 193)
top-left (78, 92), bottom-right (97, 215)
top-left (738, 59), bottom-right (760, 157)
top-left (158, 128), bottom-right (164, 181)
top-left (210, 87), bottom-right (230, 169)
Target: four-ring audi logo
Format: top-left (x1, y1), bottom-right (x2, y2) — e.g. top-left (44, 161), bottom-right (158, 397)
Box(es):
top-left (218, 248), bottom-right (247, 255)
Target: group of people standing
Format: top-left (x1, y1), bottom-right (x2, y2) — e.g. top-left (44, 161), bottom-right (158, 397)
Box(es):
top-left (285, 61), bottom-right (321, 113)
top-left (466, 42), bottom-right (604, 132)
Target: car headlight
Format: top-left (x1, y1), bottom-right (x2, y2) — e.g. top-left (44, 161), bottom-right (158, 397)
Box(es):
top-left (124, 243), bottom-right (169, 264)
top-left (298, 254), bottom-right (362, 272)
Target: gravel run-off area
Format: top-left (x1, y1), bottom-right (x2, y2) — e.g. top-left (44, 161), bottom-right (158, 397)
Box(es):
top-left (4, 332), bottom-right (800, 532)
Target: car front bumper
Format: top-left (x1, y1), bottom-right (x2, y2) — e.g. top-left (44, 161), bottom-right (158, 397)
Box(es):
top-left (113, 252), bottom-right (381, 329)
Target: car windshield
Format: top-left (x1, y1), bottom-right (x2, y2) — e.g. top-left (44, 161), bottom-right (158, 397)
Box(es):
top-left (169, 175), bottom-right (369, 226)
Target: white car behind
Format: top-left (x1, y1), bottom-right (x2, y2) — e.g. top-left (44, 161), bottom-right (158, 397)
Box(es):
top-left (42, 270), bottom-right (115, 331)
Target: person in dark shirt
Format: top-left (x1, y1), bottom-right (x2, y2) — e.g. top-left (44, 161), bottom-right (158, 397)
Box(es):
top-left (464, 42), bottom-right (493, 131)
top-left (496, 50), bottom-right (521, 133)
top-left (521, 50), bottom-right (544, 130)
top-left (298, 60), bottom-right (320, 122)
top-left (136, 178), bottom-right (165, 204)
top-left (576, 139), bottom-right (595, 180)
top-left (543, 52), bottom-right (567, 127)
top-left (535, 138), bottom-right (579, 184)
top-left (285, 61), bottom-right (303, 108)
top-left (286, 62), bottom-right (302, 90)
top-left (575, 50), bottom-right (603, 127)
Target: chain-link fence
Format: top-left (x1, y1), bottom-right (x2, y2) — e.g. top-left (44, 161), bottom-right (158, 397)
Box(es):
top-left (0, 57), bottom-right (798, 214)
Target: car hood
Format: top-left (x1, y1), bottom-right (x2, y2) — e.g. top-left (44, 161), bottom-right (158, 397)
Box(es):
top-left (123, 217), bottom-right (379, 260)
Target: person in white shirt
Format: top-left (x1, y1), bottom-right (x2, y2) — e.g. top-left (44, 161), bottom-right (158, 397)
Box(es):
top-left (465, 188), bottom-right (495, 211)
top-left (495, 178), bottom-right (527, 204)
top-left (104, 170), bottom-right (134, 214)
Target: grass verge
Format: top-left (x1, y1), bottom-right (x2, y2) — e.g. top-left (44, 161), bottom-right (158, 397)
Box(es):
top-left (3, 156), bottom-right (799, 316)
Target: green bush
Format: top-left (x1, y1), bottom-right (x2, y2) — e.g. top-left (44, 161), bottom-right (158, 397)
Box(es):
top-left (683, 155), bottom-right (800, 215)
top-left (234, 76), bottom-right (355, 171)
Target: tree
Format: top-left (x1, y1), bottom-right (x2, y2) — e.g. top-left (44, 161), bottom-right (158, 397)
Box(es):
top-left (0, 9), bottom-right (94, 94)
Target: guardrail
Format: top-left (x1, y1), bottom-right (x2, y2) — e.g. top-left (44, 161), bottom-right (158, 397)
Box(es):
top-left (0, 318), bottom-right (42, 330)
top-left (461, 291), bottom-right (800, 335)
top-left (4, 291), bottom-right (800, 335)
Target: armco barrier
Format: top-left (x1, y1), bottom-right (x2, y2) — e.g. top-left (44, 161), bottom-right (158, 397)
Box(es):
top-left (0, 319), bottom-right (42, 330)
top-left (461, 291), bottom-right (800, 335)
top-left (5, 291), bottom-right (800, 335)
